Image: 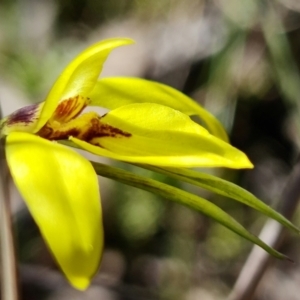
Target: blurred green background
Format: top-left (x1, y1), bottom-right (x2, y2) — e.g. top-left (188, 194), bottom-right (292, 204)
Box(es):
top-left (2, 0), bottom-right (300, 299)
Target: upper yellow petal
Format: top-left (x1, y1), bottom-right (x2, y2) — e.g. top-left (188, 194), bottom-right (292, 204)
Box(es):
top-left (34, 38), bottom-right (134, 133)
top-left (6, 132), bottom-right (103, 289)
top-left (88, 77), bottom-right (229, 141)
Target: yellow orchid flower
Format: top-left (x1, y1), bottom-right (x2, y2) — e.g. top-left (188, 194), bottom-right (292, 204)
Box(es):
top-left (0, 38), bottom-right (255, 290)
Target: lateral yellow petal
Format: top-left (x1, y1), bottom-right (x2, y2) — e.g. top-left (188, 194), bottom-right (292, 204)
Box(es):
top-left (71, 103), bottom-right (252, 168)
top-left (88, 77), bottom-right (229, 141)
top-left (34, 38), bottom-right (134, 133)
top-left (6, 132), bottom-right (103, 290)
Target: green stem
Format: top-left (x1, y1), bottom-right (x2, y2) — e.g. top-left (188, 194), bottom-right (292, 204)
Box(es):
top-left (0, 137), bottom-right (19, 300)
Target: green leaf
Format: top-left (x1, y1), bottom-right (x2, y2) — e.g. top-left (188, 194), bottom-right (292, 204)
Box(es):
top-left (91, 161), bottom-right (289, 260)
top-left (135, 165), bottom-right (300, 234)
top-left (88, 77), bottom-right (229, 141)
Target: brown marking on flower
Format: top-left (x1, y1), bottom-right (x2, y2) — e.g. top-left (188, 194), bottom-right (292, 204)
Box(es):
top-left (98, 123), bottom-right (131, 138)
top-left (51, 95), bottom-right (90, 123)
top-left (37, 125), bottom-right (53, 139)
top-left (80, 117), bottom-right (131, 141)
top-left (50, 128), bottom-right (81, 140)
top-left (38, 112), bottom-right (131, 142)
top-left (7, 103), bottom-right (40, 126)
top-left (38, 124), bottom-right (80, 140)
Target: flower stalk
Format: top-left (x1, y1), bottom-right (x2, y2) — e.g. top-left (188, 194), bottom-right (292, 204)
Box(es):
top-left (0, 132), bottom-right (19, 299)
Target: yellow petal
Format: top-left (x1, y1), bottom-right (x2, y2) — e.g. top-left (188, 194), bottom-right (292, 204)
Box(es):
top-left (6, 132), bottom-right (103, 290)
top-left (71, 103), bottom-right (253, 168)
top-left (88, 77), bottom-right (229, 141)
top-left (34, 38), bottom-right (134, 133)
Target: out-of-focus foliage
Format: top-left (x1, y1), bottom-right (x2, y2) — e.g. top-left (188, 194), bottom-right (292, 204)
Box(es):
top-left (2, 0), bottom-right (300, 299)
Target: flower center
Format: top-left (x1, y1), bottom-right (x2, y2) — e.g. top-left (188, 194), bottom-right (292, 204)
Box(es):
top-left (38, 95), bottom-right (131, 142)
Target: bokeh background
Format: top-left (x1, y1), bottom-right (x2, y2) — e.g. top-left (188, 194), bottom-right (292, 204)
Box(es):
top-left (1, 0), bottom-right (300, 299)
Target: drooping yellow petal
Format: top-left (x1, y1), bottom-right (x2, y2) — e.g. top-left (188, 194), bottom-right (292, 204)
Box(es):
top-left (34, 38), bottom-right (134, 133)
top-left (6, 132), bottom-right (103, 290)
top-left (88, 77), bottom-right (229, 141)
top-left (71, 103), bottom-right (252, 168)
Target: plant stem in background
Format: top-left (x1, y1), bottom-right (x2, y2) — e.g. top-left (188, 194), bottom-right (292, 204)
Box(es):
top-left (0, 123), bottom-right (19, 299)
top-left (227, 157), bottom-right (300, 300)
